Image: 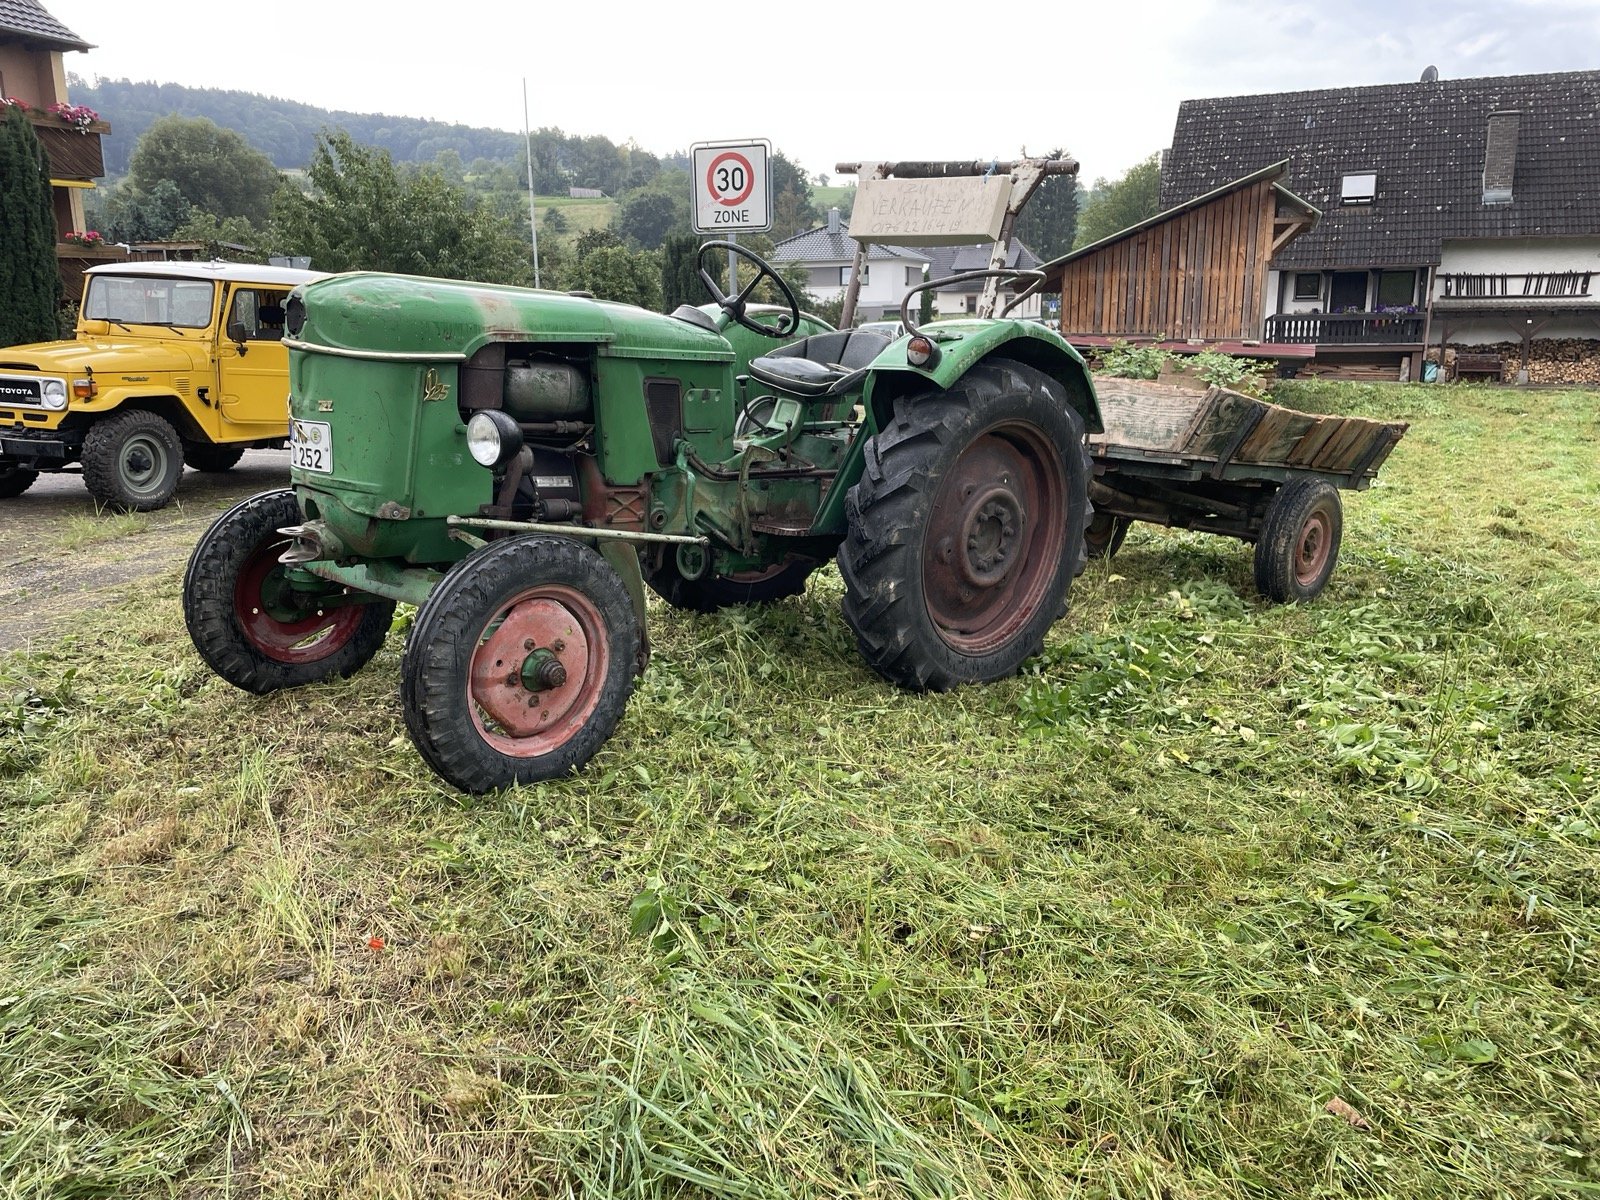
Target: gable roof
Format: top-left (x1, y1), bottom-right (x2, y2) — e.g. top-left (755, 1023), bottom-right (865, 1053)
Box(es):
top-left (1040, 161), bottom-right (1318, 273)
top-left (1161, 70), bottom-right (1600, 270)
top-left (768, 222), bottom-right (926, 266)
top-left (0, 0), bottom-right (91, 51)
top-left (926, 239), bottom-right (1041, 292)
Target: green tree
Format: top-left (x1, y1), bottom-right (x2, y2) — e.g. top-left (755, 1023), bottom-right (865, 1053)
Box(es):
top-left (127, 115), bottom-right (283, 225)
top-left (101, 179), bottom-right (194, 243)
top-left (173, 212), bottom-right (269, 261)
top-left (616, 188), bottom-right (682, 250)
top-left (769, 150), bottom-right (820, 241)
top-left (1014, 151), bottom-right (1081, 261)
top-left (1073, 154), bottom-right (1162, 250)
top-left (0, 105), bottom-right (62, 346)
top-left (567, 244), bottom-right (660, 309)
top-left (270, 132), bottom-right (532, 283)
top-left (660, 233), bottom-right (708, 312)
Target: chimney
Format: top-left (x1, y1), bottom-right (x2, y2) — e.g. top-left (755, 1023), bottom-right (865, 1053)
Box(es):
top-left (1482, 110), bottom-right (1520, 205)
top-left (827, 207), bottom-right (841, 234)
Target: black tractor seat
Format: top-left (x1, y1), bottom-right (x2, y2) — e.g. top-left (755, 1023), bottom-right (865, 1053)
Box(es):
top-left (747, 328), bottom-right (895, 397)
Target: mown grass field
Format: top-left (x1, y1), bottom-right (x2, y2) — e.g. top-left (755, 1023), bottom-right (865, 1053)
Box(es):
top-left (2, 382), bottom-right (1596, 1199)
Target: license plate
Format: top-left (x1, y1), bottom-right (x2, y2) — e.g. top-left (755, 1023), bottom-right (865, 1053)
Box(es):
top-left (289, 419), bottom-right (333, 474)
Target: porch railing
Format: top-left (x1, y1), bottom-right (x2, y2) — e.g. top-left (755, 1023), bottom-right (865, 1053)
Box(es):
top-left (1263, 312), bottom-right (1425, 345)
top-left (1438, 271), bottom-right (1593, 299)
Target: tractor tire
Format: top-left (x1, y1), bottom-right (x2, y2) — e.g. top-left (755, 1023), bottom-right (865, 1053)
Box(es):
top-left (183, 488), bottom-right (395, 693)
top-left (838, 358), bottom-right (1092, 691)
top-left (1253, 478), bottom-right (1342, 603)
top-left (401, 536), bottom-right (640, 793)
top-left (184, 441), bottom-right (247, 473)
top-left (1084, 512), bottom-right (1131, 560)
top-left (0, 463), bottom-right (39, 498)
top-left (644, 556), bottom-right (815, 612)
top-left (82, 410), bottom-right (183, 511)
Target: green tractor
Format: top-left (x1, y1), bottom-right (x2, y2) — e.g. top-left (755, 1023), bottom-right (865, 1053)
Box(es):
top-left (185, 222), bottom-right (1099, 792)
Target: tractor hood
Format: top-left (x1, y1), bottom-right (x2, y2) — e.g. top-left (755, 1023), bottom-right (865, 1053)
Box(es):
top-left (292, 273), bottom-right (734, 363)
top-left (0, 336), bottom-right (205, 379)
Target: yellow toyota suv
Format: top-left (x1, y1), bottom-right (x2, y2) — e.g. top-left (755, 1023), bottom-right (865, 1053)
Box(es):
top-left (0, 260), bottom-right (325, 510)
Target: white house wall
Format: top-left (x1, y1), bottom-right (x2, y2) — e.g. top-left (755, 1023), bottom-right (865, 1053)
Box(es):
top-left (1436, 236), bottom-right (1600, 346)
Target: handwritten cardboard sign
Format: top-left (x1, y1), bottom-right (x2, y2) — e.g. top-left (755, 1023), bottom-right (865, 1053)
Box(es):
top-left (849, 176), bottom-right (1013, 246)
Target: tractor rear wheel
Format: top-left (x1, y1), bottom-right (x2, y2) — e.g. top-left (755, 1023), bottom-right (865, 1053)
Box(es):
top-left (0, 463), bottom-right (38, 498)
top-left (838, 359), bottom-right (1091, 691)
top-left (1253, 479), bottom-right (1342, 603)
top-left (183, 488), bottom-right (395, 693)
top-left (401, 536), bottom-right (640, 793)
top-left (644, 556), bottom-right (815, 612)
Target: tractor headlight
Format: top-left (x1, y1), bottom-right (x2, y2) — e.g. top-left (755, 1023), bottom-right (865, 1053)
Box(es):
top-left (466, 409), bottom-right (523, 469)
top-left (41, 379), bottom-right (68, 410)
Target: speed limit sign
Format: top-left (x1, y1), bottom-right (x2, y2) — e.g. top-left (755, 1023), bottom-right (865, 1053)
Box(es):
top-left (691, 139), bottom-right (772, 234)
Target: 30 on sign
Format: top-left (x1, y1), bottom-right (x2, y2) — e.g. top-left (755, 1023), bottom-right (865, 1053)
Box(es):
top-left (690, 139), bottom-right (771, 234)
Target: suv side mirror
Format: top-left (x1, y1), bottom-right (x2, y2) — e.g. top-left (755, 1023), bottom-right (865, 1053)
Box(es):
top-left (226, 319), bottom-right (249, 354)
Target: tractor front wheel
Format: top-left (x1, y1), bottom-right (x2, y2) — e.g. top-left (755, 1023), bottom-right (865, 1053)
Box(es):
top-left (401, 536), bottom-right (641, 793)
top-left (183, 488), bottom-right (395, 693)
top-left (838, 359), bottom-right (1091, 691)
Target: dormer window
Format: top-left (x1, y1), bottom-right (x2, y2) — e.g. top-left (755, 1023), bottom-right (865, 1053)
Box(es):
top-left (1340, 173), bottom-right (1377, 205)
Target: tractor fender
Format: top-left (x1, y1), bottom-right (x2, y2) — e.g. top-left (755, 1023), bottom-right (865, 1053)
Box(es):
top-left (862, 320), bottom-right (1101, 434)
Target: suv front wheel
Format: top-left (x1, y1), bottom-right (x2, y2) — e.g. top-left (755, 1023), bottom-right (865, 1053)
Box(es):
top-left (82, 411), bottom-right (184, 511)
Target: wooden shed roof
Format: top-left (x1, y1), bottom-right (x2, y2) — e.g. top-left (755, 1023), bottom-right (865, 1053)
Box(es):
top-left (1041, 161), bottom-right (1319, 274)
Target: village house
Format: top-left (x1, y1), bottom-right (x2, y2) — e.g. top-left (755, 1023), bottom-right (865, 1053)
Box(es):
top-left (1159, 69), bottom-right (1600, 383)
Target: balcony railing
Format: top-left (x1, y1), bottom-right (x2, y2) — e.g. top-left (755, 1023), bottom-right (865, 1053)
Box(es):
top-left (1438, 271), bottom-right (1593, 299)
top-left (1263, 312), bottom-right (1425, 345)
top-left (25, 112), bottom-right (109, 179)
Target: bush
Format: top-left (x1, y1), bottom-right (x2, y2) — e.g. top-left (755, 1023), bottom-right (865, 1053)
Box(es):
top-left (1097, 338), bottom-right (1167, 379)
top-left (1189, 349), bottom-right (1270, 395)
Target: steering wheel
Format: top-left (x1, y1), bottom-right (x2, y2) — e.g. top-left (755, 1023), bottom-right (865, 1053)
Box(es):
top-left (697, 240), bottom-right (801, 338)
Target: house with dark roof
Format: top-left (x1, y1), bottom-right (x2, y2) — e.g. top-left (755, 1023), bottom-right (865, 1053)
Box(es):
top-left (925, 239), bottom-right (1044, 319)
top-left (768, 208), bottom-right (929, 322)
top-left (0, 0), bottom-right (111, 293)
top-left (1162, 69), bottom-right (1600, 381)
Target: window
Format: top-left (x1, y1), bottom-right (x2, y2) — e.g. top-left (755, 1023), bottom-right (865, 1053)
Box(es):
top-left (1293, 273), bottom-right (1322, 301)
top-left (840, 266), bottom-right (852, 286)
top-left (841, 265), bottom-right (869, 286)
top-left (1376, 270), bottom-right (1416, 309)
top-left (1341, 173), bottom-right (1377, 205)
top-left (906, 265), bottom-right (920, 286)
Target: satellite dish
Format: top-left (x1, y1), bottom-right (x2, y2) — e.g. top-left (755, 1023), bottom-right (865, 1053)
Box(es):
top-left (1421, 65), bottom-right (1439, 82)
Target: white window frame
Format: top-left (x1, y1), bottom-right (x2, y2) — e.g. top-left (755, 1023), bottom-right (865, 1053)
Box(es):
top-left (1341, 173), bottom-right (1377, 205)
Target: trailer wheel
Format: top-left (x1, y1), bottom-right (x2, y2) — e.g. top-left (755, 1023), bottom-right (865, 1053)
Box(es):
top-left (1084, 513), bottom-right (1130, 560)
top-left (1253, 479), bottom-right (1342, 603)
top-left (644, 556), bottom-right (815, 612)
top-left (839, 359), bottom-right (1091, 691)
top-left (82, 410), bottom-right (183, 511)
top-left (183, 488), bottom-right (395, 693)
top-left (0, 463), bottom-right (39, 498)
top-left (401, 536), bottom-right (640, 793)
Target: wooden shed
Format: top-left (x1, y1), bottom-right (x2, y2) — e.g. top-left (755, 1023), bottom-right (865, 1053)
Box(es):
top-left (1042, 161), bottom-right (1319, 350)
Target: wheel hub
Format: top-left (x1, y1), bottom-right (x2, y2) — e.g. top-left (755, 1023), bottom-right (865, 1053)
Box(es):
top-left (470, 597), bottom-right (592, 738)
top-left (959, 486), bottom-right (1024, 585)
top-left (1296, 513), bottom-right (1332, 585)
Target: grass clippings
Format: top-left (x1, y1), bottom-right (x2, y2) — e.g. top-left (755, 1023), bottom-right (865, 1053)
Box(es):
top-left (1, 382), bottom-right (1596, 1199)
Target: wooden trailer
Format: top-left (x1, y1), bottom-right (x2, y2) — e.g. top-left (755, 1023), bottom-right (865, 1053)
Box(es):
top-left (1084, 379), bottom-right (1408, 601)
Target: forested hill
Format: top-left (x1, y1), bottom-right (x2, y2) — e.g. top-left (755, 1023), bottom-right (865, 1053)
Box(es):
top-left (70, 77), bottom-right (664, 183)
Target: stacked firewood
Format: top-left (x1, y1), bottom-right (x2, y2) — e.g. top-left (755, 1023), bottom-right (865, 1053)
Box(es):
top-left (1444, 340), bottom-right (1600, 384)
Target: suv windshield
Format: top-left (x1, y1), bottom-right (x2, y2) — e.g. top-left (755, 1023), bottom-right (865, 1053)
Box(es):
top-left (84, 276), bottom-right (217, 328)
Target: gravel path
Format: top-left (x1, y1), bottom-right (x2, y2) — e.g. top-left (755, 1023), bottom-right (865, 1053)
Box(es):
top-left (0, 450), bottom-right (291, 655)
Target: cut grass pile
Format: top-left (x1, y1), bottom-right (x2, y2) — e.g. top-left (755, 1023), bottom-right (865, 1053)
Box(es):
top-left (2, 383), bottom-right (1597, 1198)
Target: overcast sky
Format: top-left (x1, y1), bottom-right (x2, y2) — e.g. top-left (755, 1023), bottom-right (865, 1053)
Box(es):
top-left (44, 0), bottom-right (1600, 186)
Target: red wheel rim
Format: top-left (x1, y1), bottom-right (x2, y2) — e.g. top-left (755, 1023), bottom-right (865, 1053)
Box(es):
top-left (234, 538), bottom-right (366, 663)
top-left (1295, 508), bottom-right (1334, 586)
top-left (922, 422), bottom-right (1067, 654)
top-left (468, 585), bottom-right (610, 758)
